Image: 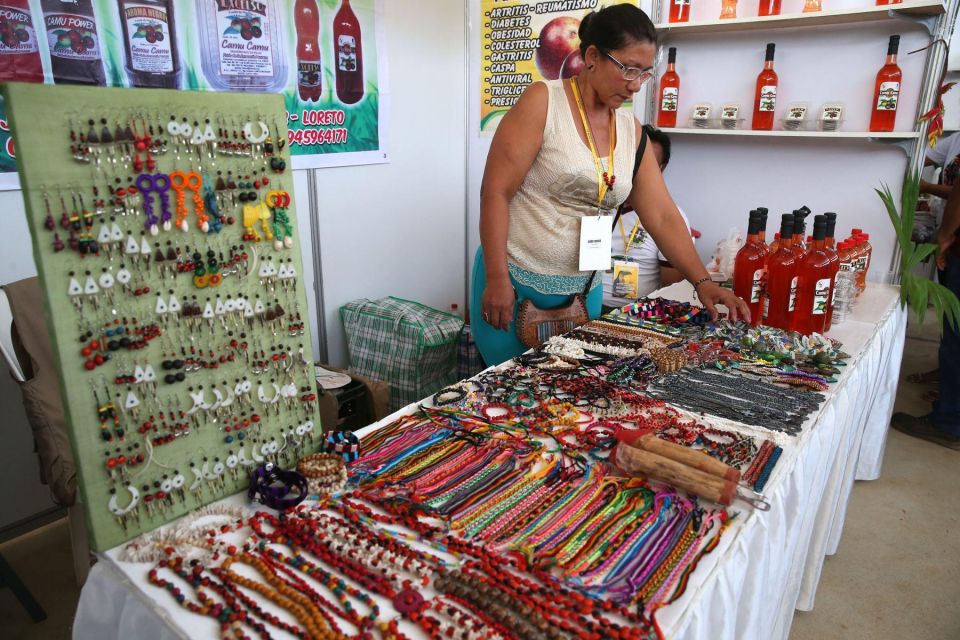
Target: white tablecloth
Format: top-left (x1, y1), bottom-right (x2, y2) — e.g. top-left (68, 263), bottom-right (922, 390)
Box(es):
top-left (74, 285), bottom-right (907, 640)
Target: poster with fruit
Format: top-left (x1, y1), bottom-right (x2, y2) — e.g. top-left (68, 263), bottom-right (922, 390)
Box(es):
top-left (0, 0), bottom-right (386, 186)
top-left (479, 0), bottom-right (636, 134)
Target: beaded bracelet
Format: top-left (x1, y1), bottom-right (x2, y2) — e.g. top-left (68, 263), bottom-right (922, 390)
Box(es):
top-left (297, 452), bottom-right (345, 477)
top-left (247, 463), bottom-right (308, 510)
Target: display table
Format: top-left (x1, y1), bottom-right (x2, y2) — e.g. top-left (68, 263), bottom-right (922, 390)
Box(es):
top-left (73, 284), bottom-right (907, 640)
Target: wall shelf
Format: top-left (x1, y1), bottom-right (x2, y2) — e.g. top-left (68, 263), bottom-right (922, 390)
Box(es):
top-left (655, 0), bottom-right (945, 36)
top-left (664, 128), bottom-right (922, 139)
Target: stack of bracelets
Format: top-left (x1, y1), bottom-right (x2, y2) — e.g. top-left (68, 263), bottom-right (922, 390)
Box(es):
top-left (296, 452), bottom-right (348, 496)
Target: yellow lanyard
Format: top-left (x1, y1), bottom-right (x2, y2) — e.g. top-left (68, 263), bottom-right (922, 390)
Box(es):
top-left (570, 78), bottom-right (616, 208)
top-left (617, 214), bottom-right (642, 252)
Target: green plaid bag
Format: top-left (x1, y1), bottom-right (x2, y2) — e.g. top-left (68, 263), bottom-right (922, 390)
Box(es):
top-left (340, 297), bottom-right (464, 411)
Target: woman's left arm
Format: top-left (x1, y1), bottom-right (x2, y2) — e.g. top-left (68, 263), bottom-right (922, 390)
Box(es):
top-left (628, 120), bottom-right (750, 321)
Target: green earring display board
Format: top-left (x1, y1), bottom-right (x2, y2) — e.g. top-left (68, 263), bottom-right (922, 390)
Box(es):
top-left (4, 82), bottom-right (323, 551)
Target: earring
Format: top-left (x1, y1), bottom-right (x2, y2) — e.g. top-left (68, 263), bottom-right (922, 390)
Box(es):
top-left (587, 64), bottom-right (594, 70)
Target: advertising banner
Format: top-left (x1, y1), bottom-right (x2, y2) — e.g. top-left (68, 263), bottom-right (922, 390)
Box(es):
top-left (0, 0), bottom-right (387, 188)
top-left (479, 0), bottom-right (634, 134)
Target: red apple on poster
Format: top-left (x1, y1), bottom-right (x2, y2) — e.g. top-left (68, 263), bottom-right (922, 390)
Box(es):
top-left (535, 16), bottom-right (580, 80)
top-left (560, 50), bottom-right (585, 79)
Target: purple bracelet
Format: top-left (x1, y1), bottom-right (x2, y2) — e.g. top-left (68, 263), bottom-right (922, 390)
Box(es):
top-left (247, 463), bottom-right (308, 510)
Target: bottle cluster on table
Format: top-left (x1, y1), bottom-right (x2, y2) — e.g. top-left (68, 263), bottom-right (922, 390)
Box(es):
top-left (733, 207), bottom-right (872, 334)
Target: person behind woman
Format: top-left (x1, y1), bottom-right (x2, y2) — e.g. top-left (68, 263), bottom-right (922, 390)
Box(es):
top-left (470, 4), bottom-right (747, 366)
top-left (603, 124), bottom-right (694, 311)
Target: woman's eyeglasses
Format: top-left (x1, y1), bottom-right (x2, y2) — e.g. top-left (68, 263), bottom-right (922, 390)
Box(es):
top-left (604, 51), bottom-right (654, 84)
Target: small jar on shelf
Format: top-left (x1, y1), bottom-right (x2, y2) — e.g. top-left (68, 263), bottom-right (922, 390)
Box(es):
top-left (817, 103), bottom-right (845, 132)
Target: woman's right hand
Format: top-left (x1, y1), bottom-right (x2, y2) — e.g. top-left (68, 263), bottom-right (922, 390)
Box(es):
top-left (481, 278), bottom-right (516, 331)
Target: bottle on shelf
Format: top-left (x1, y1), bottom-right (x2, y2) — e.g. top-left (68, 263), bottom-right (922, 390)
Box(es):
top-left (869, 35), bottom-right (902, 133)
top-left (758, 0), bottom-right (782, 17)
top-left (792, 215), bottom-right (833, 335)
top-left (41, 0), bottom-right (106, 85)
top-left (764, 214), bottom-right (798, 330)
top-left (333, 0), bottom-right (364, 105)
top-left (295, 0), bottom-right (322, 102)
top-left (822, 212), bottom-right (841, 330)
top-left (752, 43), bottom-right (778, 131)
top-left (117, 0), bottom-right (181, 89)
top-left (0, 0), bottom-right (44, 83)
top-left (734, 211), bottom-right (766, 326)
top-left (669, 0), bottom-right (691, 23)
top-left (657, 47), bottom-right (680, 128)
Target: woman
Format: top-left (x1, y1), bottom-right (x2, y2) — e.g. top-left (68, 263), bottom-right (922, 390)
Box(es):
top-left (471, 5), bottom-right (748, 366)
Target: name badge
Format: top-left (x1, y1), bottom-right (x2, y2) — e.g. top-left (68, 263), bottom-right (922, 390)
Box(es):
top-left (612, 260), bottom-right (640, 299)
top-left (579, 214), bottom-right (613, 271)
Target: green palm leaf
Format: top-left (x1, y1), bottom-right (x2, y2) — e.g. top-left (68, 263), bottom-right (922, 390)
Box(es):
top-left (878, 173), bottom-right (960, 332)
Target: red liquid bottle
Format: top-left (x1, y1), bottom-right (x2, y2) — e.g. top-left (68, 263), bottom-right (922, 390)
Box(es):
top-left (752, 43), bottom-right (778, 131)
top-left (875, 0), bottom-right (902, 6)
top-left (0, 0), bottom-right (44, 83)
top-left (117, 0), bottom-right (181, 89)
top-left (822, 212), bottom-right (841, 330)
top-left (295, 0), bottom-right (322, 102)
top-left (734, 212), bottom-right (766, 326)
top-left (870, 35), bottom-right (902, 132)
top-left (41, 0), bottom-right (105, 85)
top-left (657, 47), bottom-right (680, 128)
top-left (758, 0), bottom-right (782, 16)
top-left (769, 232), bottom-right (781, 255)
top-left (792, 216), bottom-right (833, 335)
top-left (765, 214), bottom-right (798, 330)
top-left (756, 207), bottom-right (770, 264)
top-left (669, 0), bottom-right (691, 23)
top-left (334, 0), bottom-right (364, 105)
top-left (790, 210), bottom-right (808, 262)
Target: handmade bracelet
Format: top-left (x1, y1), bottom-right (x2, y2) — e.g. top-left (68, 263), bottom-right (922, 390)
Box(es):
top-left (325, 430), bottom-right (361, 462)
top-left (433, 384), bottom-right (469, 406)
top-left (247, 463), bottom-right (308, 510)
top-left (480, 402), bottom-right (514, 422)
top-left (691, 276), bottom-right (711, 290)
top-left (297, 452), bottom-right (345, 477)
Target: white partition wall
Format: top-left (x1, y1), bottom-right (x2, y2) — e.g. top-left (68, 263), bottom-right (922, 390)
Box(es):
top-left (314, 0), bottom-right (468, 367)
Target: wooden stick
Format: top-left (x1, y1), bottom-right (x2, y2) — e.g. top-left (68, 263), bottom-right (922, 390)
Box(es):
top-left (632, 432), bottom-right (741, 484)
top-left (613, 443), bottom-right (736, 506)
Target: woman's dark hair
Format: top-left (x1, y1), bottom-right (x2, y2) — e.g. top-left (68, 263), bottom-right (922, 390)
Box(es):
top-left (642, 124), bottom-right (671, 168)
top-left (578, 5), bottom-right (658, 57)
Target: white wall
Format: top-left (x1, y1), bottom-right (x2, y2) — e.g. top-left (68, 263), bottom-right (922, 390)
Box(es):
top-left (315, 0), bottom-right (467, 367)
